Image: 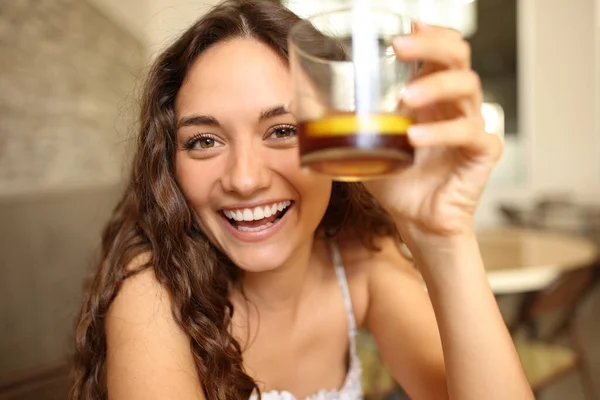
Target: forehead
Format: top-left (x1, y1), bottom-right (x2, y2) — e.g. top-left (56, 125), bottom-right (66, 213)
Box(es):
top-left (175, 38), bottom-right (292, 119)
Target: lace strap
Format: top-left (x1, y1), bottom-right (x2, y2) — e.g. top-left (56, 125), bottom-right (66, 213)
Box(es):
top-left (329, 241), bottom-right (358, 351)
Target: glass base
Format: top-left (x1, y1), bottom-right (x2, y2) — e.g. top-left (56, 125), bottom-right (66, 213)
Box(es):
top-left (300, 147), bottom-right (413, 181)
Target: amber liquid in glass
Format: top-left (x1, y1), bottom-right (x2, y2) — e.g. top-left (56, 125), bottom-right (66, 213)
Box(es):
top-left (298, 113), bottom-right (414, 181)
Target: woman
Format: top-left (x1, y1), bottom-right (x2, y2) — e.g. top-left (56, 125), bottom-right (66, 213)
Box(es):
top-left (71, 1), bottom-right (533, 399)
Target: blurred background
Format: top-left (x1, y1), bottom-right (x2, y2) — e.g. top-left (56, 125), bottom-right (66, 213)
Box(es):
top-left (0, 0), bottom-right (598, 399)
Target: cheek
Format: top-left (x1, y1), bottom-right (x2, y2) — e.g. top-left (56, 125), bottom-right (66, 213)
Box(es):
top-left (301, 174), bottom-right (333, 211)
top-left (174, 156), bottom-right (217, 212)
top-left (274, 149), bottom-right (332, 211)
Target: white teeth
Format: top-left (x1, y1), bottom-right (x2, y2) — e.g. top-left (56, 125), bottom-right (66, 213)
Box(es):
top-left (223, 201), bottom-right (292, 222)
top-left (243, 209), bottom-right (253, 221)
top-left (253, 207), bottom-right (264, 220)
top-left (264, 206), bottom-right (273, 218)
top-left (237, 222), bottom-right (274, 232)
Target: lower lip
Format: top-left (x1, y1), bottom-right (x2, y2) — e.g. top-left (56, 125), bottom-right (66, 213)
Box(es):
top-left (220, 206), bottom-right (292, 243)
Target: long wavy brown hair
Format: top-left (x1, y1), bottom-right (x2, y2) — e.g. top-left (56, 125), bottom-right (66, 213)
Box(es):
top-left (70, 1), bottom-right (397, 399)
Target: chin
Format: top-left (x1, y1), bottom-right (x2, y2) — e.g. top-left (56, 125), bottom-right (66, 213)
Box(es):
top-left (225, 242), bottom-right (298, 273)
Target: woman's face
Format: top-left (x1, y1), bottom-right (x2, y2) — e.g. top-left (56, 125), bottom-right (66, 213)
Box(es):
top-left (174, 38), bottom-right (332, 272)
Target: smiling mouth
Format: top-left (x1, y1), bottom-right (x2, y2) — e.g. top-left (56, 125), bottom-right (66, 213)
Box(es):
top-left (221, 201), bottom-right (293, 232)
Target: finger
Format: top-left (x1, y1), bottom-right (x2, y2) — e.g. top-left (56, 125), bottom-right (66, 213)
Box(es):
top-left (484, 131), bottom-right (505, 162)
top-left (393, 33), bottom-right (471, 69)
top-left (407, 116), bottom-right (487, 149)
top-left (414, 21), bottom-right (464, 42)
top-left (401, 69), bottom-right (482, 109)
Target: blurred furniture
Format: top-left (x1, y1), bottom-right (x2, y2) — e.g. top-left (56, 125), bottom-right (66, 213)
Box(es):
top-left (477, 227), bottom-right (598, 295)
top-left (0, 185), bottom-right (121, 400)
top-left (356, 331), bottom-right (399, 400)
top-left (0, 363), bottom-right (69, 400)
top-left (499, 196), bottom-right (600, 243)
top-left (391, 227), bottom-right (599, 398)
top-left (510, 265), bottom-right (599, 399)
top-left (478, 228), bottom-right (599, 399)
top-left (496, 197), bottom-right (600, 399)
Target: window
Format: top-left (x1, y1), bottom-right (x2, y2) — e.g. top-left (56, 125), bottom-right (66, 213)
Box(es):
top-left (468, 0), bottom-right (518, 135)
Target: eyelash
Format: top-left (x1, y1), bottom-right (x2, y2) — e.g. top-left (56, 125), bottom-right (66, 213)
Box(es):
top-left (183, 133), bottom-right (221, 150)
top-left (266, 124), bottom-right (297, 140)
top-left (182, 124), bottom-right (297, 151)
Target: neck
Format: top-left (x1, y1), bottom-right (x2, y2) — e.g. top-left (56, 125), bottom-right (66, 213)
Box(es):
top-left (237, 237), bottom-right (329, 314)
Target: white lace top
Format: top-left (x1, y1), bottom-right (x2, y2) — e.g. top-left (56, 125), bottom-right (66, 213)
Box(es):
top-left (249, 242), bottom-right (364, 400)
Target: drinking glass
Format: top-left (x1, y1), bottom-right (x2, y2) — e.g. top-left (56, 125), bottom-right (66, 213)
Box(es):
top-left (288, 6), bottom-right (417, 181)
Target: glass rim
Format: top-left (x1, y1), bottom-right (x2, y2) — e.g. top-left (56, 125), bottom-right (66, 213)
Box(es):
top-left (289, 4), bottom-right (412, 26)
top-left (287, 5), bottom-right (413, 65)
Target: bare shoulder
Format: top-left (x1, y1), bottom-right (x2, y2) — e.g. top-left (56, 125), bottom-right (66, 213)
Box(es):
top-left (105, 253), bottom-right (205, 400)
top-left (107, 253), bottom-right (167, 327)
top-left (339, 235), bottom-right (419, 285)
top-left (335, 235), bottom-right (419, 326)
top-left (338, 238), bottom-right (447, 399)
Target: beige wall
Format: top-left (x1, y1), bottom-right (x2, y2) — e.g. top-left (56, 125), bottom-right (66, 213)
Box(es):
top-left (597, 0), bottom-right (600, 184)
top-left (0, 0), bottom-right (145, 198)
top-left (86, 0), bottom-right (149, 41)
top-left (0, 0), bottom-right (143, 377)
top-left (528, 0), bottom-right (597, 191)
top-left (90, 0), bottom-right (220, 56)
top-left (146, 0), bottom-right (220, 56)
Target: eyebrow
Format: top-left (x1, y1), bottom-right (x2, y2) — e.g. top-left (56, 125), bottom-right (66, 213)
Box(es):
top-left (260, 105), bottom-right (289, 120)
top-left (176, 105), bottom-right (289, 129)
top-left (177, 115), bottom-right (219, 129)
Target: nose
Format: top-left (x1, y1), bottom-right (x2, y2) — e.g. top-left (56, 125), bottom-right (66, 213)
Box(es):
top-left (220, 139), bottom-right (271, 197)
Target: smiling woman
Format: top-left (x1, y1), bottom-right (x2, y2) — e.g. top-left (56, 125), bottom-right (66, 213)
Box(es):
top-left (70, 1), bottom-right (532, 400)
top-left (173, 38), bottom-right (335, 272)
top-left (70, 3), bottom-right (397, 398)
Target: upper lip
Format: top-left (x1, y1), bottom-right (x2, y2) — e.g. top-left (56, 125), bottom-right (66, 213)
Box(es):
top-left (220, 199), bottom-right (293, 212)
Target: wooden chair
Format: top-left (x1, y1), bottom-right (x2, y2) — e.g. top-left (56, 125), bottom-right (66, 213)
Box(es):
top-left (509, 265), bottom-right (599, 399)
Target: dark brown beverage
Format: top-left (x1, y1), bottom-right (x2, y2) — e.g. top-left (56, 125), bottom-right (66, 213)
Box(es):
top-left (298, 113), bottom-right (414, 181)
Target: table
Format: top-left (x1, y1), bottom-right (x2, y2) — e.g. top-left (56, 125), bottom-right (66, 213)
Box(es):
top-left (477, 227), bottom-right (599, 295)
